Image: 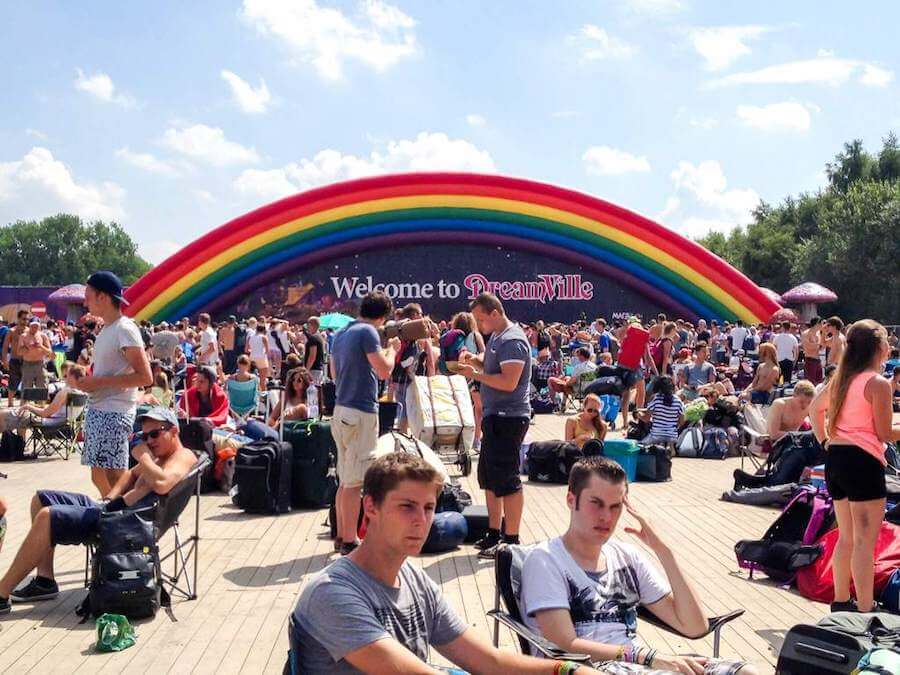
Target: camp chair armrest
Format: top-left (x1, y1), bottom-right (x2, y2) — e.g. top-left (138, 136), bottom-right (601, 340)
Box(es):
top-left (707, 609), bottom-right (745, 634)
top-left (486, 610), bottom-right (593, 663)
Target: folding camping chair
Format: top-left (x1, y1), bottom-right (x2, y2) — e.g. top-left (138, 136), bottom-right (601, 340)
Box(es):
top-left (740, 402), bottom-right (770, 471)
top-left (21, 387), bottom-right (50, 405)
top-left (27, 391), bottom-right (87, 460)
top-left (84, 454), bottom-right (210, 602)
top-left (226, 377), bottom-right (260, 423)
top-left (488, 544), bottom-right (744, 660)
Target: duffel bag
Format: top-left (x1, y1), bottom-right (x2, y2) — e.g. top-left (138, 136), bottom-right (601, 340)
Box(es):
top-left (527, 440), bottom-right (581, 484)
top-left (636, 445), bottom-right (672, 482)
top-left (421, 512), bottom-right (468, 553)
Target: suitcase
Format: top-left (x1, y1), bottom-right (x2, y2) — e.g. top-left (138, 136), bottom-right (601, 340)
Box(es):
top-left (636, 444), bottom-right (672, 482)
top-left (178, 419), bottom-right (217, 492)
top-left (406, 375), bottom-right (475, 456)
top-left (282, 421), bottom-right (337, 508)
top-left (462, 504), bottom-right (504, 543)
top-left (776, 623), bottom-right (867, 674)
top-left (234, 439), bottom-right (292, 514)
top-left (617, 325), bottom-right (650, 370)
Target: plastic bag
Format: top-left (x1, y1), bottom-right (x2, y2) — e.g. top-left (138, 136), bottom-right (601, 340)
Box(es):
top-left (95, 613), bottom-right (136, 652)
top-left (683, 398), bottom-right (709, 424)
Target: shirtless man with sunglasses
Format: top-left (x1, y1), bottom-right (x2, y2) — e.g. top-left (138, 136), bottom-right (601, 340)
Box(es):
top-left (0, 407), bottom-right (195, 614)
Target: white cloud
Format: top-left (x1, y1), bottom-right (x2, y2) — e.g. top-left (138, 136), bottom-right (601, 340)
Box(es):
top-left (572, 24), bottom-right (636, 61)
top-left (623, 0), bottom-right (685, 14)
top-left (583, 146), bottom-right (651, 176)
top-left (736, 101), bottom-right (813, 132)
top-left (465, 114), bottom-right (486, 127)
top-left (25, 128), bottom-right (49, 141)
top-left (241, 0), bottom-right (417, 80)
top-left (193, 189), bottom-right (215, 203)
top-left (234, 131), bottom-right (496, 201)
top-left (160, 124), bottom-right (260, 166)
top-left (688, 25), bottom-right (770, 71)
top-left (115, 147), bottom-right (181, 176)
top-left (220, 70), bottom-right (273, 114)
top-left (73, 68), bottom-right (137, 108)
top-left (139, 239), bottom-right (183, 265)
top-left (689, 116), bottom-right (718, 129)
top-left (709, 54), bottom-right (894, 88)
top-left (0, 147), bottom-right (125, 221)
top-left (660, 160), bottom-right (759, 237)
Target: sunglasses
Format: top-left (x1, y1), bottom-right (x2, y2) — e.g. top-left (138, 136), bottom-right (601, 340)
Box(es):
top-left (585, 407), bottom-right (600, 414)
top-left (135, 426), bottom-right (171, 442)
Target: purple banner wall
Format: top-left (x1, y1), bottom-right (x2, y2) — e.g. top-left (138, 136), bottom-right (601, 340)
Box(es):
top-left (0, 287), bottom-right (71, 321)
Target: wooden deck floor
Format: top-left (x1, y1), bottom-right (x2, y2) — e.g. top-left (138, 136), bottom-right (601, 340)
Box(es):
top-left (0, 414), bottom-right (826, 674)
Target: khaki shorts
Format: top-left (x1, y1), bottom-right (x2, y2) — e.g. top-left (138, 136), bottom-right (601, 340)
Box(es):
top-left (331, 405), bottom-right (379, 487)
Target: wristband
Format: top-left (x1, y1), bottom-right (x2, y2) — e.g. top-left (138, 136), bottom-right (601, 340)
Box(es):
top-left (558, 662), bottom-right (580, 675)
top-left (645, 649), bottom-right (657, 668)
top-left (614, 645), bottom-right (625, 661)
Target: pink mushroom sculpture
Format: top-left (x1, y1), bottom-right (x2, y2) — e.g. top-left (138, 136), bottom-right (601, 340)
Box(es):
top-left (780, 282), bottom-right (837, 324)
top-left (47, 284), bottom-right (87, 323)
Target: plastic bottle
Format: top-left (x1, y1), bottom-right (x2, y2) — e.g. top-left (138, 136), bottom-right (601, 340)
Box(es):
top-left (307, 383), bottom-right (319, 420)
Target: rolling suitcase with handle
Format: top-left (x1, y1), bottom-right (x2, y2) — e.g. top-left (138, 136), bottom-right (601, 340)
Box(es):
top-left (234, 439), bottom-right (292, 514)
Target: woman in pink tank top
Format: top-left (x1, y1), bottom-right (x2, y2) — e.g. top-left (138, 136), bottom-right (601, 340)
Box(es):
top-left (810, 320), bottom-right (900, 612)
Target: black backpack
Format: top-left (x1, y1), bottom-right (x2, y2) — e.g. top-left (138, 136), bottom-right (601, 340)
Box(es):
top-left (234, 439), bottom-right (292, 514)
top-left (79, 506), bottom-right (163, 620)
top-left (527, 441), bottom-right (582, 484)
top-left (0, 431), bottom-right (25, 462)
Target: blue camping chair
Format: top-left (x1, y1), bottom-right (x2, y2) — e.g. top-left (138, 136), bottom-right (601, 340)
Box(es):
top-left (226, 377), bottom-right (259, 423)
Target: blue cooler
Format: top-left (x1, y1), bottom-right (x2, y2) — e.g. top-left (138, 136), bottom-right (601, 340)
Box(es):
top-left (602, 439), bottom-right (639, 482)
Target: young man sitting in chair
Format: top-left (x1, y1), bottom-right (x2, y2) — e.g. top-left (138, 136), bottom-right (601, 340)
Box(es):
top-left (0, 407), bottom-right (196, 613)
top-left (521, 457), bottom-right (758, 675)
top-left (292, 452), bottom-right (604, 674)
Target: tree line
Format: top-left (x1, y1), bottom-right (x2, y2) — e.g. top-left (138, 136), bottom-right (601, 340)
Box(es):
top-left (697, 134), bottom-right (900, 323)
top-left (0, 214), bottom-right (150, 286)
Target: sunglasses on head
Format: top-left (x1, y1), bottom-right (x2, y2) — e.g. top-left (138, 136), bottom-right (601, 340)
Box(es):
top-left (136, 426), bottom-right (171, 442)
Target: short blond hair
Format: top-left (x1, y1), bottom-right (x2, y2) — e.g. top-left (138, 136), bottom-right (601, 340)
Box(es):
top-left (793, 380), bottom-right (815, 398)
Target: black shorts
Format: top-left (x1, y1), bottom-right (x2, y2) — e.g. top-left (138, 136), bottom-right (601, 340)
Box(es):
top-left (825, 445), bottom-right (886, 502)
top-left (478, 415), bottom-right (529, 497)
top-left (8, 358), bottom-right (22, 391)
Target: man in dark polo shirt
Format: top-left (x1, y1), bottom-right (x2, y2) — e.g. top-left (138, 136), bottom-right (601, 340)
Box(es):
top-left (457, 293), bottom-right (532, 559)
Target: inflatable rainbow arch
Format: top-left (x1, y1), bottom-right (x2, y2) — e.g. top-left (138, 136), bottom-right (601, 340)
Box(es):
top-left (125, 173), bottom-right (779, 324)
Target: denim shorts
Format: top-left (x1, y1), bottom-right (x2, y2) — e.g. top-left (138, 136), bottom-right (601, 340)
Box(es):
top-left (37, 490), bottom-right (158, 546)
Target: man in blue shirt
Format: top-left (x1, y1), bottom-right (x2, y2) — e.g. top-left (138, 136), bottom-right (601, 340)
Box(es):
top-left (458, 293), bottom-right (532, 558)
top-left (329, 291), bottom-right (400, 555)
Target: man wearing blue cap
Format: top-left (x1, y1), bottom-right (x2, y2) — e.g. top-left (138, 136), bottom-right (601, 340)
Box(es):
top-left (0, 407), bottom-right (196, 613)
top-left (76, 271), bottom-right (152, 495)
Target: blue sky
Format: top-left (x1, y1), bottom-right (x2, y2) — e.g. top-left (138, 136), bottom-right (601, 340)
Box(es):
top-left (1, 0), bottom-right (898, 265)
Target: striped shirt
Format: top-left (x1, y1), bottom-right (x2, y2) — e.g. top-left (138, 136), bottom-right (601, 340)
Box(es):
top-left (647, 394), bottom-right (684, 438)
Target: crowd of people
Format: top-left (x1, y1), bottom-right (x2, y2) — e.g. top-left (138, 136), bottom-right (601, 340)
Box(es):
top-left (0, 271), bottom-right (898, 673)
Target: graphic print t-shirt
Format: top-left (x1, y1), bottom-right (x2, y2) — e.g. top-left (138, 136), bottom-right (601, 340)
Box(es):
top-left (521, 537), bottom-right (670, 646)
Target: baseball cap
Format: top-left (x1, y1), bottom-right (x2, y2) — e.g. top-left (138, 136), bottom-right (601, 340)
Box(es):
top-left (136, 406), bottom-right (180, 430)
top-left (228, 315), bottom-right (237, 323)
top-left (86, 271), bottom-right (129, 306)
top-left (29, 318), bottom-right (40, 326)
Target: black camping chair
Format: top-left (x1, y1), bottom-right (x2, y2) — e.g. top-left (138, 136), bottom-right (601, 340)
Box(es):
top-left (283, 613), bottom-right (301, 675)
top-left (85, 455), bottom-right (210, 602)
top-left (488, 544), bottom-right (745, 660)
top-left (21, 387), bottom-right (50, 404)
top-left (27, 391), bottom-right (87, 460)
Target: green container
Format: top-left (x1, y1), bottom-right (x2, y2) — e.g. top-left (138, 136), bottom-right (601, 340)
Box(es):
top-left (602, 439), bottom-right (639, 482)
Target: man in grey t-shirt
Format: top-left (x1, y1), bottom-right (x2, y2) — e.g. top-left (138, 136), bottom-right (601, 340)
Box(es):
top-left (457, 293), bottom-right (532, 559)
top-left (291, 452), bottom-right (602, 675)
top-left (677, 342), bottom-right (716, 401)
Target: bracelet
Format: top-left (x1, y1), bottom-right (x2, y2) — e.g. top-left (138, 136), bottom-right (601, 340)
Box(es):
top-left (623, 644), bottom-right (634, 663)
top-left (645, 649), bottom-right (657, 668)
top-left (558, 662), bottom-right (580, 675)
top-left (614, 645), bottom-right (625, 661)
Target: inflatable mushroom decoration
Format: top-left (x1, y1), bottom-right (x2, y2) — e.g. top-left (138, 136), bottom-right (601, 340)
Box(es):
top-left (780, 282), bottom-right (837, 324)
top-left (47, 284), bottom-right (87, 323)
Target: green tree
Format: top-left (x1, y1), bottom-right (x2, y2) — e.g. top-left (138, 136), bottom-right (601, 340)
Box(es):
top-left (0, 214), bottom-right (150, 285)
top-left (696, 134), bottom-right (899, 322)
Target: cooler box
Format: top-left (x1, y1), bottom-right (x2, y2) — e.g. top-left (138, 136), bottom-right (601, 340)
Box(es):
top-left (810, 464), bottom-right (826, 492)
top-left (602, 439), bottom-right (639, 482)
top-left (406, 375), bottom-right (475, 455)
top-left (618, 325), bottom-right (650, 370)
